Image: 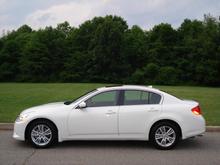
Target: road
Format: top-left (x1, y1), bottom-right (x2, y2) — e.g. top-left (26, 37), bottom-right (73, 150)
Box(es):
top-left (0, 131), bottom-right (220, 165)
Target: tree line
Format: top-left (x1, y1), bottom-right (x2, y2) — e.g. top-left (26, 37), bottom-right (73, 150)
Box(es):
top-left (0, 14), bottom-right (220, 86)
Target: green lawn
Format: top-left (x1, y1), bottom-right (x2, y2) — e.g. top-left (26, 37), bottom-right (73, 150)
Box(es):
top-left (0, 83), bottom-right (219, 125)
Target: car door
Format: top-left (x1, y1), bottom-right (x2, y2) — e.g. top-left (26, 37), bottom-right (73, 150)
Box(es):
top-left (68, 90), bottom-right (119, 136)
top-left (119, 90), bottom-right (162, 135)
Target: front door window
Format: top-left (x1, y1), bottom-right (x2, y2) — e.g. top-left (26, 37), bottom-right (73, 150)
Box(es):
top-left (86, 91), bottom-right (118, 107)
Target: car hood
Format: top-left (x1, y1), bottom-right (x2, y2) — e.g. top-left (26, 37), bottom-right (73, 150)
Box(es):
top-left (20, 102), bottom-right (67, 115)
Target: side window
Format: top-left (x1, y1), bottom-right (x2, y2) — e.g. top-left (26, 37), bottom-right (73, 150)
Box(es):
top-left (124, 90), bottom-right (149, 105)
top-left (149, 92), bottom-right (161, 104)
top-left (86, 91), bottom-right (118, 107)
top-left (123, 90), bottom-right (161, 105)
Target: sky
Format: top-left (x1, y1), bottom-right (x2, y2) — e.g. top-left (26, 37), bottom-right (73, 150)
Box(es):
top-left (0, 0), bottom-right (220, 34)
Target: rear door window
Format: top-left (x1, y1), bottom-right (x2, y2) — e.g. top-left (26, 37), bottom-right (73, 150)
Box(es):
top-left (123, 90), bottom-right (161, 105)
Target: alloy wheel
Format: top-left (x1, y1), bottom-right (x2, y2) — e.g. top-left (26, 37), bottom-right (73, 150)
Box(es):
top-left (31, 124), bottom-right (52, 146)
top-left (155, 126), bottom-right (176, 147)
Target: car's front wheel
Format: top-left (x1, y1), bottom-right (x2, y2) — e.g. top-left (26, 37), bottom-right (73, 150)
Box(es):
top-left (150, 122), bottom-right (180, 150)
top-left (27, 120), bottom-right (57, 148)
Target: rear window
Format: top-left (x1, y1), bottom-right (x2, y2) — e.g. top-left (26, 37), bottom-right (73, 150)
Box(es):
top-left (123, 90), bottom-right (161, 105)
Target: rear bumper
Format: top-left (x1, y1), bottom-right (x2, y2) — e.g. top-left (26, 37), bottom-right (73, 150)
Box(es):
top-left (184, 128), bottom-right (206, 139)
top-left (182, 115), bottom-right (206, 139)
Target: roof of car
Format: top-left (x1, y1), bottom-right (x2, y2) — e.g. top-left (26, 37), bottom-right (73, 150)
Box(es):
top-left (97, 85), bottom-right (160, 92)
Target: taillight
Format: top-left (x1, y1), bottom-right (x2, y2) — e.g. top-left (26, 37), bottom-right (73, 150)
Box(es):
top-left (191, 106), bottom-right (202, 115)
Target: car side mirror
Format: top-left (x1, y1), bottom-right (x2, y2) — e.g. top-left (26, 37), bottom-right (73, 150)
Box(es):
top-left (78, 102), bottom-right (87, 109)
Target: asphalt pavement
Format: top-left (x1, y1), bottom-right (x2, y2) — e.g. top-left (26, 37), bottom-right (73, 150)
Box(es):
top-left (0, 131), bottom-right (220, 165)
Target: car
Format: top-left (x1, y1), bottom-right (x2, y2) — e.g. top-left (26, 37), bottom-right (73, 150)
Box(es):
top-left (13, 85), bottom-right (205, 149)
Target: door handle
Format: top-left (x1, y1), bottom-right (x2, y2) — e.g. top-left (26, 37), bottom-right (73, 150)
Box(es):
top-left (148, 107), bottom-right (159, 112)
top-left (148, 109), bottom-right (159, 112)
top-left (106, 110), bottom-right (116, 115)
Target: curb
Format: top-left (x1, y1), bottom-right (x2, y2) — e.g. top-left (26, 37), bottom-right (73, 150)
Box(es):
top-left (206, 126), bottom-right (220, 132)
top-left (0, 123), bottom-right (220, 132)
top-left (0, 123), bottom-right (14, 130)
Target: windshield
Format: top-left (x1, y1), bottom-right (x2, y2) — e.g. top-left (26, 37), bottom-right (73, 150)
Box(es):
top-left (64, 89), bottom-right (97, 105)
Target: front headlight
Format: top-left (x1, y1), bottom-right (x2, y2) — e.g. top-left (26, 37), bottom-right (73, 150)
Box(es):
top-left (16, 113), bottom-right (30, 122)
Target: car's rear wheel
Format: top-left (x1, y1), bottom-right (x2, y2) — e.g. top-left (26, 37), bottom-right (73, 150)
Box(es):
top-left (27, 120), bottom-right (57, 148)
top-left (150, 122), bottom-right (180, 150)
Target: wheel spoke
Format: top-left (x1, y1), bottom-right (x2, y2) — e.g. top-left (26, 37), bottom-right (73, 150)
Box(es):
top-left (42, 136), bottom-right (49, 143)
top-left (167, 136), bottom-right (174, 143)
top-left (161, 126), bottom-right (166, 134)
top-left (31, 130), bottom-right (39, 136)
top-left (43, 129), bottom-right (51, 136)
top-left (161, 138), bottom-right (166, 145)
top-left (37, 125), bottom-right (43, 132)
top-left (34, 136), bottom-right (41, 143)
top-left (159, 127), bottom-right (164, 134)
top-left (41, 125), bottom-right (44, 132)
top-left (155, 133), bottom-right (163, 139)
top-left (167, 128), bottom-right (174, 135)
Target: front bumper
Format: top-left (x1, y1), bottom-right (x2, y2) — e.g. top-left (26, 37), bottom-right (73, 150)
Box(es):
top-left (13, 121), bottom-right (27, 141)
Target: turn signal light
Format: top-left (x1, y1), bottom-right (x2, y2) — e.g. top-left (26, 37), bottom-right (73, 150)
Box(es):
top-left (191, 106), bottom-right (202, 115)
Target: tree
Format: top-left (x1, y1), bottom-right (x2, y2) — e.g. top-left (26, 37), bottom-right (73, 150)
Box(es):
top-left (0, 40), bottom-right (20, 81)
top-left (19, 33), bottom-right (50, 81)
top-left (0, 14), bottom-right (219, 86)
top-left (17, 25), bottom-right (32, 33)
top-left (158, 66), bottom-right (178, 85)
top-left (87, 15), bottom-right (128, 82)
top-left (143, 63), bottom-right (160, 84)
top-left (122, 25), bottom-right (147, 75)
top-left (147, 23), bottom-right (178, 66)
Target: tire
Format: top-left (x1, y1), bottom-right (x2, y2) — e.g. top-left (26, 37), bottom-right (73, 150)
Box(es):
top-left (27, 120), bottom-right (58, 148)
top-left (150, 122), bottom-right (180, 150)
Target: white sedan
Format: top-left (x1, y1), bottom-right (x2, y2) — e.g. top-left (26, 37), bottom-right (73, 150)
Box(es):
top-left (13, 85), bottom-right (205, 149)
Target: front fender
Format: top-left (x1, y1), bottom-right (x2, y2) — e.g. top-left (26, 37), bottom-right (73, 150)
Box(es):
top-left (24, 114), bottom-right (66, 142)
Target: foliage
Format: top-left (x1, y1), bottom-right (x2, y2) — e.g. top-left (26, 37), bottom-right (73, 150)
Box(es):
top-left (0, 15), bottom-right (220, 86)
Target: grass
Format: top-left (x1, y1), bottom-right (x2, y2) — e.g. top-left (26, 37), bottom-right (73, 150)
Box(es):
top-left (0, 83), bottom-right (219, 125)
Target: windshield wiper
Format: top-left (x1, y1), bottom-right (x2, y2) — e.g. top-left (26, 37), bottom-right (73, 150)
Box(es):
top-left (64, 100), bottom-right (73, 105)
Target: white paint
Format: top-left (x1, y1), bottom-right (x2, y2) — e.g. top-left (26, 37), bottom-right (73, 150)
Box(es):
top-left (13, 85), bottom-right (205, 143)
